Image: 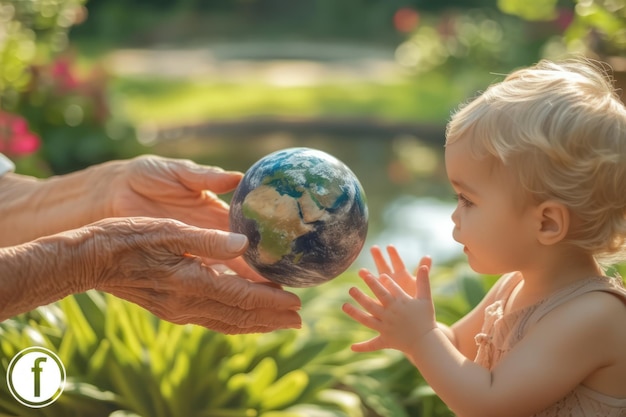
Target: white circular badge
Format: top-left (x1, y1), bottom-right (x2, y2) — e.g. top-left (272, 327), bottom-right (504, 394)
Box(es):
top-left (7, 347), bottom-right (66, 408)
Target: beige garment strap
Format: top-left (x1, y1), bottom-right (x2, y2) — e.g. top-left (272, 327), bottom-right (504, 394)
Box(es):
top-left (494, 271), bottom-right (523, 300)
top-left (521, 277), bottom-right (626, 334)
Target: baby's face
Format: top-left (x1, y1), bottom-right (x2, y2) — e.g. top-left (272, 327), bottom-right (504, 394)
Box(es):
top-left (445, 139), bottom-right (539, 275)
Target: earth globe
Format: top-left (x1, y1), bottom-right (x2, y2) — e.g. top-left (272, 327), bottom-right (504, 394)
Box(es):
top-left (229, 147), bottom-right (368, 287)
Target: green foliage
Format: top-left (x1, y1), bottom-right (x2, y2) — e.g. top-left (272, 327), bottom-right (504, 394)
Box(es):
top-left (1, 0), bottom-right (145, 176)
top-left (0, 268), bottom-right (484, 417)
top-left (0, 0), bottom-right (85, 93)
top-left (497, 0), bottom-right (626, 57)
top-left (396, 9), bottom-right (541, 77)
top-left (2, 53), bottom-right (145, 176)
top-left (497, 0), bottom-right (558, 21)
top-left (0, 290), bottom-right (354, 417)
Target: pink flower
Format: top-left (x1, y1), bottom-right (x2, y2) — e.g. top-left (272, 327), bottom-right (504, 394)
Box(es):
top-left (51, 56), bottom-right (80, 91)
top-left (553, 8), bottom-right (574, 32)
top-left (0, 111), bottom-right (41, 157)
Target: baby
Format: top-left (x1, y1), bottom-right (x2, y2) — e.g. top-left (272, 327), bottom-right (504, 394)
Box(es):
top-left (344, 58), bottom-right (626, 417)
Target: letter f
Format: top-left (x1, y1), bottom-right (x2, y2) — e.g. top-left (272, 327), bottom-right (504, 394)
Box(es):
top-left (31, 357), bottom-right (47, 397)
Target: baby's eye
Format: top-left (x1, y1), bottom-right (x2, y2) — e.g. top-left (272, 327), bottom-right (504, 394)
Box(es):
top-left (454, 193), bottom-right (474, 208)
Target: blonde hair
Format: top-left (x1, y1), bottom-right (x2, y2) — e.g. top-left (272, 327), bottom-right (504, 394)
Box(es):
top-left (446, 58), bottom-right (626, 264)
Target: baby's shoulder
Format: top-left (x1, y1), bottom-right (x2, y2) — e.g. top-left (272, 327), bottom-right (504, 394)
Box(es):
top-left (554, 289), bottom-right (626, 396)
top-left (547, 289), bottom-right (626, 339)
top-left (559, 286), bottom-right (625, 315)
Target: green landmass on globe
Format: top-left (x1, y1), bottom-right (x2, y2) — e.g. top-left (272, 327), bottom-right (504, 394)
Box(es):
top-left (229, 147), bottom-right (369, 287)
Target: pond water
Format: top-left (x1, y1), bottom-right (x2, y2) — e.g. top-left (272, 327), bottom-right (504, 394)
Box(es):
top-left (152, 130), bottom-right (464, 272)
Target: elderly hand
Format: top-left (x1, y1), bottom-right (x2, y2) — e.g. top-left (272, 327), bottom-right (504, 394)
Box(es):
top-left (102, 155), bottom-right (263, 281)
top-left (0, 154), bottom-right (243, 251)
top-left (0, 217), bottom-right (302, 333)
top-left (107, 155), bottom-right (240, 229)
top-left (91, 217), bottom-right (302, 333)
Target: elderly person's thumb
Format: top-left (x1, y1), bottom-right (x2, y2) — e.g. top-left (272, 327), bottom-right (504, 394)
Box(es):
top-left (223, 232), bottom-right (248, 254)
top-left (185, 229), bottom-right (248, 259)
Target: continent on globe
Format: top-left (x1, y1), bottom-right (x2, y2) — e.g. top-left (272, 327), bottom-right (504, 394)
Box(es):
top-left (229, 147), bottom-right (369, 287)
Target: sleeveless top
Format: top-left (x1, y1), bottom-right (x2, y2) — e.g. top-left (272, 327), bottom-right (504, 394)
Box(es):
top-left (474, 272), bottom-right (626, 417)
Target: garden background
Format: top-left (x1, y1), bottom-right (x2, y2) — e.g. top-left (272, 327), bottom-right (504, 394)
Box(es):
top-left (1, 1), bottom-right (625, 416)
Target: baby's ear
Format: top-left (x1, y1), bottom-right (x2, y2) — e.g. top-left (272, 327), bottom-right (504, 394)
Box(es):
top-left (535, 200), bottom-right (570, 246)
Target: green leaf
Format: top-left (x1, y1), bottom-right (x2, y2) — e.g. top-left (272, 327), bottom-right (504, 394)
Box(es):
top-left (260, 370), bottom-right (309, 411)
top-left (72, 291), bottom-right (107, 336)
top-left (58, 295), bottom-right (97, 355)
top-left (277, 339), bottom-right (329, 375)
top-left (200, 409), bottom-right (258, 417)
top-left (316, 389), bottom-right (363, 417)
top-left (271, 404), bottom-right (349, 417)
top-left (247, 357), bottom-right (278, 405)
top-left (221, 347), bottom-right (256, 377)
top-left (459, 274), bottom-right (487, 309)
top-left (105, 351), bottom-right (155, 417)
top-left (86, 340), bottom-right (112, 383)
top-left (341, 374), bottom-right (409, 417)
top-left (260, 412), bottom-right (308, 417)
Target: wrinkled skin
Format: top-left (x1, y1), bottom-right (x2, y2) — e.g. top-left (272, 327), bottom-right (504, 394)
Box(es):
top-left (0, 155), bottom-right (302, 333)
top-left (91, 217), bottom-right (301, 333)
top-left (0, 217), bottom-right (302, 333)
top-left (105, 155), bottom-right (265, 281)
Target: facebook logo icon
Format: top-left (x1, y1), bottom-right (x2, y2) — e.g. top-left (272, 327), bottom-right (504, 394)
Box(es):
top-left (31, 357), bottom-right (47, 397)
top-left (7, 347), bottom-right (66, 408)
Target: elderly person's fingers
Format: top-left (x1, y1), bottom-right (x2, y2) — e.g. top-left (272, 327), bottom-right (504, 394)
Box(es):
top-left (152, 221), bottom-right (270, 283)
top-left (94, 217), bottom-right (247, 261)
top-left (106, 156), bottom-right (240, 232)
top-left (201, 257), bottom-right (269, 283)
top-left (106, 278), bottom-right (302, 333)
top-left (201, 270), bottom-right (301, 311)
top-left (179, 228), bottom-right (250, 259)
top-left (162, 157), bottom-right (244, 194)
top-left (89, 217), bottom-right (302, 332)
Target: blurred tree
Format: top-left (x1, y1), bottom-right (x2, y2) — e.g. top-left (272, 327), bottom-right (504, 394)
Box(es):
top-left (395, 8), bottom-right (542, 78)
top-left (497, 0), bottom-right (626, 58)
top-left (0, 0), bottom-right (86, 101)
top-left (69, 0), bottom-right (513, 45)
top-left (1, 0), bottom-right (143, 176)
top-left (497, 0), bottom-right (626, 104)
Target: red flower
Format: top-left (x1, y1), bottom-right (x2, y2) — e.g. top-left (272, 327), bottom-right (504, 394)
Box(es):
top-left (0, 111), bottom-right (41, 157)
top-left (394, 8), bottom-right (420, 33)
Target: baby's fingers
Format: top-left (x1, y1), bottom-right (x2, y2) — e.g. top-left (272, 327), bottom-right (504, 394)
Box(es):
top-left (342, 301), bottom-right (380, 330)
top-left (346, 284), bottom-right (387, 318)
top-left (358, 269), bottom-right (395, 307)
top-left (386, 245), bottom-right (408, 274)
top-left (379, 273), bottom-right (410, 298)
top-left (371, 246), bottom-right (392, 275)
top-left (414, 256), bottom-right (432, 275)
top-left (415, 265), bottom-right (433, 301)
top-left (351, 336), bottom-right (387, 353)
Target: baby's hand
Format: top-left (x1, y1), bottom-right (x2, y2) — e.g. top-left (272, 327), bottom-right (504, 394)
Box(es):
top-left (343, 249), bottom-right (437, 355)
top-left (369, 245), bottom-right (431, 296)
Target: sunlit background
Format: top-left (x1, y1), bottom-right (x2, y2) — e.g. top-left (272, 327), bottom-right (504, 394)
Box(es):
top-left (1, 1), bottom-right (625, 416)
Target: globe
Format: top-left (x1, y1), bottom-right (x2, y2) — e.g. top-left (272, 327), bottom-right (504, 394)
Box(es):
top-left (229, 147), bottom-right (369, 287)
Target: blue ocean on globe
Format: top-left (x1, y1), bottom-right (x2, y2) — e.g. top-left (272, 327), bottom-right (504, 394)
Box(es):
top-left (229, 147), bottom-right (369, 287)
